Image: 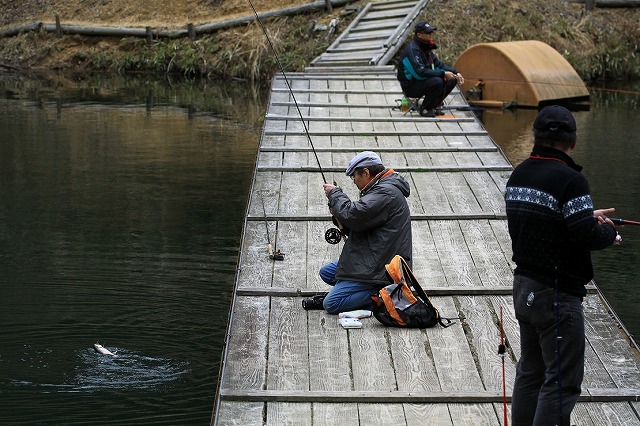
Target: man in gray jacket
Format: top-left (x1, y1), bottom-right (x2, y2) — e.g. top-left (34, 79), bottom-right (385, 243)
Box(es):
top-left (317, 151), bottom-right (412, 314)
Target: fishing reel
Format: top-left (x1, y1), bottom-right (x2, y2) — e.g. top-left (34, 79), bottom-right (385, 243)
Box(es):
top-left (269, 250), bottom-right (285, 261)
top-left (325, 227), bottom-right (343, 244)
top-left (325, 216), bottom-right (349, 245)
top-left (268, 244), bottom-right (285, 261)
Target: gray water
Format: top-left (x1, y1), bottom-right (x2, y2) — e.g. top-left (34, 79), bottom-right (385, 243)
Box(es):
top-left (0, 76), bottom-right (638, 424)
top-left (0, 76), bottom-right (266, 424)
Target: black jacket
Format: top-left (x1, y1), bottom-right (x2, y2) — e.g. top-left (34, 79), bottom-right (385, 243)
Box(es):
top-left (505, 145), bottom-right (616, 297)
top-left (327, 170), bottom-right (412, 287)
top-left (396, 36), bottom-right (458, 85)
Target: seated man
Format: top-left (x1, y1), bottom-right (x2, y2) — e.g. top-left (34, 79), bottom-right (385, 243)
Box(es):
top-left (397, 22), bottom-right (464, 117)
top-left (317, 151), bottom-right (412, 314)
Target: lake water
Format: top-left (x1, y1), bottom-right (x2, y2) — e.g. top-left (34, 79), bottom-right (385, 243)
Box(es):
top-left (0, 76), bottom-right (638, 424)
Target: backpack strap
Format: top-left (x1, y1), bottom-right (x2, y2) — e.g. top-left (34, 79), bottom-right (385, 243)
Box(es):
top-left (399, 257), bottom-right (456, 328)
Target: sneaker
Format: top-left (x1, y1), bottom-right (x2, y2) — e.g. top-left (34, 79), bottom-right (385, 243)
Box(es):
top-left (420, 108), bottom-right (436, 118)
top-left (435, 108), bottom-right (445, 116)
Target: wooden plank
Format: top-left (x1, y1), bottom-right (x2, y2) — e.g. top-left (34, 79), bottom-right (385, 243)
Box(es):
top-left (266, 402), bottom-right (311, 426)
top-left (271, 221), bottom-right (307, 290)
top-left (215, 401), bottom-right (264, 426)
top-left (439, 172), bottom-right (483, 214)
top-left (465, 171), bottom-right (508, 214)
top-left (236, 220), bottom-right (276, 289)
top-left (245, 213), bottom-right (508, 222)
top-left (405, 403), bottom-right (453, 426)
top-left (410, 221), bottom-right (449, 287)
top-left (351, 324), bottom-right (396, 391)
top-left (308, 310), bottom-right (352, 391)
top-left (313, 403), bottom-right (359, 425)
top-left (388, 328), bottom-right (441, 392)
top-left (578, 401), bottom-right (640, 425)
top-left (236, 287), bottom-right (515, 297)
top-left (357, 403), bottom-right (406, 424)
top-left (458, 220), bottom-right (513, 287)
top-left (429, 221), bottom-right (483, 288)
top-left (221, 296), bottom-right (269, 390)
top-left (448, 403), bottom-right (501, 425)
top-left (267, 297), bottom-right (309, 391)
top-left (489, 296), bottom-right (520, 360)
top-left (271, 87), bottom-right (462, 95)
top-left (488, 220), bottom-right (516, 272)
top-left (457, 296), bottom-right (516, 394)
top-left (426, 297), bottom-right (484, 391)
top-left (583, 295), bottom-right (640, 388)
top-left (219, 389), bottom-right (506, 402)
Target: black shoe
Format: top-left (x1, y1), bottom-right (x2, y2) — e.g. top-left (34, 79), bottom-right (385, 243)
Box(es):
top-left (302, 293), bottom-right (327, 310)
top-left (435, 108), bottom-right (445, 116)
top-left (420, 108), bottom-right (436, 117)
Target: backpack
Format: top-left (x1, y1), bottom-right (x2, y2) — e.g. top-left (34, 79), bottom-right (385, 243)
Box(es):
top-left (371, 255), bottom-right (454, 328)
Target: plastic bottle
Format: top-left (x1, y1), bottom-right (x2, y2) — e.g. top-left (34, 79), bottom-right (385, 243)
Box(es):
top-left (401, 97), bottom-right (409, 113)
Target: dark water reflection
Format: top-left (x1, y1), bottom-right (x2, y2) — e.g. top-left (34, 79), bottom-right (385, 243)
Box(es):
top-left (481, 84), bottom-right (640, 342)
top-left (0, 76), bottom-right (267, 424)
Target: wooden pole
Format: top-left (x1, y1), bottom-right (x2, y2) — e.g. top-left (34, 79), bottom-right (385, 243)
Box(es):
top-left (55, 14), bottom-right (62, 37)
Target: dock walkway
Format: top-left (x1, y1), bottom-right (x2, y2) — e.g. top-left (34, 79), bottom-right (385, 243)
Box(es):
top-left (213, 1), bottom-right (640, 424)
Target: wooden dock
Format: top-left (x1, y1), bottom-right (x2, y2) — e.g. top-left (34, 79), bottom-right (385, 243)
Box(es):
top-left (213, 1), bottom-right (640, 424)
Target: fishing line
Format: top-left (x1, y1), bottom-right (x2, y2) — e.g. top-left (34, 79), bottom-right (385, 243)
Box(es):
top-left (247, 0), bottom-right (348, 245)
top-left (260, 192), bottom-right (285, 261)
top-left (246, 0), bottom-right (328, 184)
top-left (588, 87), bottom-right (640, 96)
top-left (464, 76), bottom-right (594, 90)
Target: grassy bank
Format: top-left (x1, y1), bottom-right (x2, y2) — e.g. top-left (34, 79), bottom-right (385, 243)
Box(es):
top-left (1, 0), bottom-right (639, 82)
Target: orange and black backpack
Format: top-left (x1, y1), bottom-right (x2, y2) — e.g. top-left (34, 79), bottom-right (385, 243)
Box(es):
top-left (371, 255), bottom-right (454, 328)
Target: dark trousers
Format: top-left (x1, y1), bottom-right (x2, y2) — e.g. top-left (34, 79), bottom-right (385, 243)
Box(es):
top-left (511, 274), bottom-right (584, 426)
top-left (401, 77), bottom-right (457, 109)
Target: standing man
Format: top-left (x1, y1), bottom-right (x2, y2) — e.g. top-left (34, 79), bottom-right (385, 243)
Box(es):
top-left (505, 105), bottom-right (621, 425)
top-left (316, 151), bottom-right (412, 314)
top-left (396, 21), bottom-right (464, 117)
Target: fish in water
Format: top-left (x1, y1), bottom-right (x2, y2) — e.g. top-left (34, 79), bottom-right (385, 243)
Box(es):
top-left (93, 343), bottom-right (116, 356)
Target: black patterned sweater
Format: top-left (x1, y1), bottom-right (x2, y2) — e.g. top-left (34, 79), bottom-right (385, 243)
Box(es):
top-left (505, 145), bottom-right (617, 297)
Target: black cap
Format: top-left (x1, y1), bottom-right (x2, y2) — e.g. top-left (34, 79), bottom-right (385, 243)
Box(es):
top-left (533, 105), bottom-right (577, 133)
top-left (414, 22), bottom-right (437, 34)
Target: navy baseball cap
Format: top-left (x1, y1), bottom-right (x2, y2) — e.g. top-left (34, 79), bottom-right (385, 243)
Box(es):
top-left (345, 151), bottom-right (383, 176)
top-left (533, 105), bottom-right (577, 133)
top-left (415, 22), bottom-right (437, 34)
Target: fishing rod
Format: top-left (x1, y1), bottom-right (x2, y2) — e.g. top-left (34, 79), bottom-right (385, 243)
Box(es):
top-left (611, 218), bottom-right (640, 226)
top-left (247, 0), bottom-right (327, 183)
top-left (498, 306), bottom-right (508, 426)
top-left (260, 193), bottom-right (285, 261)
top-left (247, 0), bottom-right (347, 245)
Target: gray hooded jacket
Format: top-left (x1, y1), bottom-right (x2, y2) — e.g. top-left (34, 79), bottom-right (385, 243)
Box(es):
top-left (327, 170), bottom-right (412, 287)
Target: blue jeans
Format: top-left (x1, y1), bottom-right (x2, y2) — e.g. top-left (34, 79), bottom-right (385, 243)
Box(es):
top-left (319, 260), bottom-right (378, 314)
top-left (511, 274), bottom-right (585, 426)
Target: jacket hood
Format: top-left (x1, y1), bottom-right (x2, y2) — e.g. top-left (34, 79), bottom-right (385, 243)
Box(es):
top-left (379, 171), bottom-right (410, 198)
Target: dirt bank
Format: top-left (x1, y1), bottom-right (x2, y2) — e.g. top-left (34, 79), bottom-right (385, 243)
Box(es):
top-left (1, 0), bottom-right (639, 82)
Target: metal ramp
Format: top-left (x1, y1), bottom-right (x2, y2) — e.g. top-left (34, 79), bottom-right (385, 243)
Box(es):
top-left (310, 0), bottom-right (430, 67)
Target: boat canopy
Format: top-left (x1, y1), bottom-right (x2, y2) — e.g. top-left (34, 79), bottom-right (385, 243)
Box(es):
top-left (454, 40), bottom-right (589, 107)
